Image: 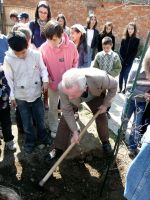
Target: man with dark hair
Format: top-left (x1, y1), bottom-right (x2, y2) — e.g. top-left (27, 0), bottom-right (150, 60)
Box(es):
top-left (3, 31), bottom-right (50, 153)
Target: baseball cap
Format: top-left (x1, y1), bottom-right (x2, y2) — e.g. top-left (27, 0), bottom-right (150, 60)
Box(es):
top-left (18, 12), bottom-right (29, 19)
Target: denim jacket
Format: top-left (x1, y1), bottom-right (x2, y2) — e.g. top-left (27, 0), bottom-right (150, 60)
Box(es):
top-left (124, 125), bottom-right (150, 200)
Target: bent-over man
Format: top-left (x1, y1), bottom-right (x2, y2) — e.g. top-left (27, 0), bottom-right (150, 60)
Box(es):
top-left (46, 67), bottom-right (118, 161)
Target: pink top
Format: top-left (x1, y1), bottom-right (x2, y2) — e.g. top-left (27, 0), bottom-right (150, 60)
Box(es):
top-left (40, 33), bottom-right (79, 90)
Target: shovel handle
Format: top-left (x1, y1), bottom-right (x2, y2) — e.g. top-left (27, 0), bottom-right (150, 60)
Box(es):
top-left (39, 109), bottom-right (101, 186)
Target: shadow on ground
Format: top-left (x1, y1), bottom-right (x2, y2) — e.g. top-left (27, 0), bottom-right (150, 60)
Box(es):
top-left (0, 108), bottom-right (126, 200)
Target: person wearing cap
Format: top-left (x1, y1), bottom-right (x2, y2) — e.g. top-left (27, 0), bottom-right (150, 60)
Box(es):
top-left (18, 12), bottom-right (29, 24)
top-left (71, 24), bottom-right (89, 68)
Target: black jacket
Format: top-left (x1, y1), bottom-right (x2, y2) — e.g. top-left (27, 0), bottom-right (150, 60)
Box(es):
top-left (85, 27), bottom-right (99, 49)
top-left (98, 32), bottom-right (115, 52)
top-left (119, 37), bottom-right (140, 65)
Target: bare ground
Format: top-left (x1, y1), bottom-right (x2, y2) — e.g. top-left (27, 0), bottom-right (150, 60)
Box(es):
top-left (0, 108), bottom-right (132, 200)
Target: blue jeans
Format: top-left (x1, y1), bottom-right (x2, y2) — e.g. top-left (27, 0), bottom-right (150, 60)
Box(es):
top-left (87, 46), bottom-right (94, 67)
top-left (124, 141), bottom-right (150, 200)
top-left (16, 97), bottom-right (47, 149)
top-left (119, 62), bottom-right (133, 91)
top-left (122, 99), bottom-right (146, 149)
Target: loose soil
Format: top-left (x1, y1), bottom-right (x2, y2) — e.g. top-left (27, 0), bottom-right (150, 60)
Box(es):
top-left (0, 108), bottom-right (131, 200)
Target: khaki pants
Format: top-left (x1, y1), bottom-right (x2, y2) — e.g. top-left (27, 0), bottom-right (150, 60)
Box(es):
top-left (48, 88), bottom-right (59, 133)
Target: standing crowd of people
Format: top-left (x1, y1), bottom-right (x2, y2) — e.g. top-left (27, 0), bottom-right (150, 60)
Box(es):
top-left (0, 1), bottom-right (150, 199)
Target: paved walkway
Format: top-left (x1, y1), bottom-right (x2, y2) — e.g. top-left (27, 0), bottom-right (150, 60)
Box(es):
top-left (109, 93), bottom-right (125, 134)
top-left (68, 92), bottom-right (128, 159)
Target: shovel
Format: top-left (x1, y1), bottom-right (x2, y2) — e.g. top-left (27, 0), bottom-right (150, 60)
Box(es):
top-left (39, 109), bottom-right (102, 187)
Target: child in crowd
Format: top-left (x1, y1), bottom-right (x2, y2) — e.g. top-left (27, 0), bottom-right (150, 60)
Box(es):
top-left (122, 47), bottom-right (150, 157)
top-left (71, 24), bottom-right (89, 68)
top-left (13, 26), bottom-right (32, 134)
top-left (9, 11), bottom-right (19, 25)
top-left (92, 36), bottom-right (121, 77)
top-left (0, 30), bottom-right (8, 65)
top-left (0, 65), bottom-right (16, 150)
top-left (57, 13), bottom-right (70, 37)
top-left (85, 14), bottom-right (99, 65)
top-left (18, 12), bottom-right (29, 24)
top-left (40, 20), bottom-right (78, 138)
top-left (98, 21), bottom-right (115, 52)
top-left (119, 22), bottom-right (140, 93)
top-left (3, 31), bottom-right (50, 154)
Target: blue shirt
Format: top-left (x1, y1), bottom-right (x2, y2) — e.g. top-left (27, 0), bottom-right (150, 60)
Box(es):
top-left (0, 34), bottom-right (8, 64)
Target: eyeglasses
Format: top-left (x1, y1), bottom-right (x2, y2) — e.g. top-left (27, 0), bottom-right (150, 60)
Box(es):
top-left (38, 11), bottom-right (48, 15)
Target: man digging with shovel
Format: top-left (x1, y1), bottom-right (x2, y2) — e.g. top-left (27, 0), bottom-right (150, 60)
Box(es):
top-left (45, 67), bottom-right (118, 163)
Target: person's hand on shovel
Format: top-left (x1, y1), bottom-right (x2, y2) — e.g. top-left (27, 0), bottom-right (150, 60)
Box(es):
top-left (71, 130), bottom-right (80, 144)
top-left (98, 105), bottom-right (107, 114)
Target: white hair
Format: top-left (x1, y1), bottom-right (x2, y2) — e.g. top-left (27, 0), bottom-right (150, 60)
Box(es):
top-left (62, 68), bottom-right (87, 91)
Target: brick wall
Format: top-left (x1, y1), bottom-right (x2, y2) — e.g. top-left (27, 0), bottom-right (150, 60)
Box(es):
top-left (3, 0), bottom-right (150, 50)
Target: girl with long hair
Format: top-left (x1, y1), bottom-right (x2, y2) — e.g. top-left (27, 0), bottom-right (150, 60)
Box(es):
top-left (29, 1), bottom-right (51, 48)
top-left (119, 22), bottom-right (140, 93)
top-left (57, 13), bottom-right (70, 37)
top-left (98, 21), bottom-right (115, 52)
top-left (71, 24), bottom-right (89, 68)
top-left (85, 14), bottom-right (99, 66)
top-left (29, 1), bottom-right (51, 109)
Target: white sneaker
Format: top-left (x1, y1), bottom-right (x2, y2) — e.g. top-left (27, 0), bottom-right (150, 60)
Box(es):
top-left (5, 140), bottom-right (16, 151)
top-left (51, 131), bottom-right (56, 138)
